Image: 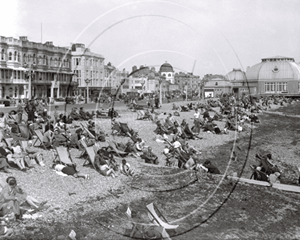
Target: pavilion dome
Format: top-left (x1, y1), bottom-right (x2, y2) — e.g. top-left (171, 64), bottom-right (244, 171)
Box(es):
top-left (246, 56), bottom-right (300, 81)
top-left (159, 62), bottom-right (174, 73)
top-left (225, 68), bottom-right (246, 82)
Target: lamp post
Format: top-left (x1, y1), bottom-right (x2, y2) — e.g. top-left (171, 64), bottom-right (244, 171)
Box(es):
top-left (23, 62), bottom-right (36, 100)
top-left (198, 81), bottom-right (201, 100)
top-left (185, 81), bottom-right (188, 101)
top-left (158, 76), bottom-right (165, 107)
top-left (85, 78), bottom-right (91, 103)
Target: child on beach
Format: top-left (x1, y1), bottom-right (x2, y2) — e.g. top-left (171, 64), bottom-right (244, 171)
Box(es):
top-left (120, 159), bottom-right (135, 176)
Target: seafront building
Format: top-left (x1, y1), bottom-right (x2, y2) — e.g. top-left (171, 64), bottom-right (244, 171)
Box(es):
top-left (122, 63), bottom-right (182, 97)
top-left (0, 36), bottom-right (77, 100)
top-left (226, 56), bottom-right (300, 97)
top-left (70, 43), bottom-right (105, 100)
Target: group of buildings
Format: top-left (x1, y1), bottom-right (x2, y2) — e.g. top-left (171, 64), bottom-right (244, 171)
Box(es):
top-left (0, 34), bottom-right (299, 101)
top-left (203, 56), bottom-right (300, 98)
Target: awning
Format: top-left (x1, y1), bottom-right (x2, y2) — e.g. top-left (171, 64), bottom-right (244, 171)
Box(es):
top-left (7, 66), bottom-right (27, 71)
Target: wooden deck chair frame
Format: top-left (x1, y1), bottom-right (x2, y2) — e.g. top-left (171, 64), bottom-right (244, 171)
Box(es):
top-left (3, 138), bottom-right (14, 148)
top-left (125, 207), bottom-right (170, 240)
top-left (53, 146), bottom-right (73, 166)
top-left (32, 129), bottom-right (47, 149)
top-left (146, 203), bottom-right (179, 230)
top-left (80, 123), bottom-right (95, 139)
top-left (79, 139), bottom-right (96, 169)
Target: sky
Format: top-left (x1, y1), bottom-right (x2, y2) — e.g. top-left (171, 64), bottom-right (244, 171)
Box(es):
top-left (1, 0), bottom-right (300, 77)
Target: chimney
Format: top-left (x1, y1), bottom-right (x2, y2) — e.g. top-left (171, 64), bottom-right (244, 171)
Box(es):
top-left (19, 36), bottom-right (28, 41)
top-left (45, 41), bottom-right (53, 46)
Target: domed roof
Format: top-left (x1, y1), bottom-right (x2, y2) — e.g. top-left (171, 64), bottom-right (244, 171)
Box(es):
top-left (225, 68), bottom-right (247, 82)
top-left (159, 62), bottom-right (173, 73)
top-left (246, 56), bottom-right (300, 81)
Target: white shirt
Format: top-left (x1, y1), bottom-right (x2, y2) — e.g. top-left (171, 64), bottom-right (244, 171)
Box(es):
top-left (55, 164), bottom-right (65, 171)
top-left (194, 112), bottom-right (200, 119)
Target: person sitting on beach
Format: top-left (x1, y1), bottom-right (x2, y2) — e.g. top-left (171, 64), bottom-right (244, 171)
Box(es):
top-left (164, 115), bottom-right (176, 133)
top-left (0, 143), bottom-right (12, 173)
top-left (256, 153), bottom-right (280, 176)
top-left (140, 147), bottom-right (159, 165)
top-left (154, 121), bottom-right (173, 136)
top-left (52, 128), bottom-right (69, 147)
top-left (94, 149), bottom-right (117, 178)
top-left (54, 118), bottom-right (65, 133)
top-left (79, 107), bottom-right (93, 120)
top-left (202, 160), bottom-right (221, 174)
top-left (25, 140), bottom-right (45, 167)
top-left (52, 163), bottom-right (90, 180)
top-left (120, 159), bottom-right (135, 176)
top-left (7, 141), bottom-right (30, 171)
top-left (69, 108), bottom-right (81, 121)
top-left (69, 128), bottom-right (84, 151)
top-left (43, 127), bottom-right (54, 149)
top-left (0, 177), bottom-right (48, 220)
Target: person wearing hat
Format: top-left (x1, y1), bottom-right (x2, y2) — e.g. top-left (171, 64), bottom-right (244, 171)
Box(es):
top-left (0, 177), bottom-right (47, 219)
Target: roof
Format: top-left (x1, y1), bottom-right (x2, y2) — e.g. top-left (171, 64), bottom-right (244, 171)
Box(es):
top-left (159, 62), bottom-right (173, 73)
top-left (262, 56), bottom-right (294, 61)
top-left (246, 58), bottom-right (300, 81)
top-left (225, 68), bottom-right (247, 82)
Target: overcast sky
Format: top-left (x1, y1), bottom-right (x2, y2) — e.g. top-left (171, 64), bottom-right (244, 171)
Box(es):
top-left (2, 0), bottom-right (300, 76)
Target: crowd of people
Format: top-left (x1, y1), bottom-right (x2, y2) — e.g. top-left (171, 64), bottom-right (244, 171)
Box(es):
top-left (0, 93), bottom-right (297, 233)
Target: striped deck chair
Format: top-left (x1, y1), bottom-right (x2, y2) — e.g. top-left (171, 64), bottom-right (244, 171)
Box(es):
top-left (79, 139), bottom-right (96, 169)
top-left (54, 146), bottom-right (73, 166)
top-left (32, 129), bottom-right (46, 149)
top-left (146, 203), bottom-right (179, 230)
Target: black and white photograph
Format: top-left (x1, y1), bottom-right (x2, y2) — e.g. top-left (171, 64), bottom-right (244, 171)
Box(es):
top-left (0, 0), bottom-right (300, 239)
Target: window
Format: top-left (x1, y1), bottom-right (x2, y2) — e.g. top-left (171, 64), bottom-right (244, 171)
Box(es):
top-left (276, 82), bottom-right (287, 92)
top-left (168, 73), bottom-right (171, 77)
top-left (1, 49), bottom-right (4, 60)
top-left (38, 56), bottom-right (42, 65)
top-left (17, 53), bottom-right (20, 62)
top-left (54, 59), bottom-right (57, 66)
top-left (8, 52), bottom-right (12, 60)
top-left (14, 51), bottom-right (17, 61)
top-left (50, 58), bottom-right (53, 66)
top-left (215, 82), bottom-right (218, 86)
top-left (264, 82), bottom-right (276, 93)
top-left (43, 55), bottom-right (46, 65)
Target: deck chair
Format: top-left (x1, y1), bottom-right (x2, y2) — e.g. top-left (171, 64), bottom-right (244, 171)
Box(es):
top-left (3, 138), bottom-right (14, 148)
top-left (53, 146), bottom-right (73, 166)
top-left (79, 139), bottom-right (96, 169)
top-left (32, 129), bottom-right (46, 149)
top-left (125, 207), bottom-right (171, 240)
top-left (80, 123), bottom-right (95, 139)
top-left (107, 140), bottom-right (129, 157)
top-left (146, 203), bottom-right (179, 230)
